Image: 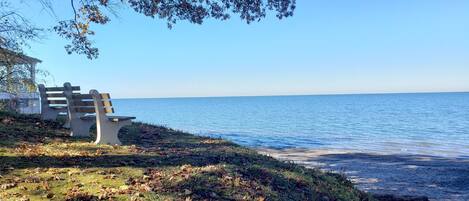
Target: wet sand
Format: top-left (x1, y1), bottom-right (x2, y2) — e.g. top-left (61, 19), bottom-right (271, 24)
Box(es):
top-left (257, 148), bottom-right (469, 201)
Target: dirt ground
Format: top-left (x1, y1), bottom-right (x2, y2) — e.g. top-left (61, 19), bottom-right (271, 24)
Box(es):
top-left (257, 148), bottom-right (469, 201)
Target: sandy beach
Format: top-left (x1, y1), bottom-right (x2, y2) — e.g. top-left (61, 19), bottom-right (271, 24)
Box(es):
top-left (257, 148), bottom-right (469, 201)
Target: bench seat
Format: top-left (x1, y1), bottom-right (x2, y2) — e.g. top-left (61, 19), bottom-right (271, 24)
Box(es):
top-left (107, 116), bottom-right (136, 122)
top-left (80, 115), bottom-right (135, 122)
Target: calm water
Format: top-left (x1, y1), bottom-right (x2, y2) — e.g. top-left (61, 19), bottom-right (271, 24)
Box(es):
top-left (113, 93), bottom-right (469, 157)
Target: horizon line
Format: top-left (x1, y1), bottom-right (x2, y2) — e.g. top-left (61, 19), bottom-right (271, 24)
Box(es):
top-left (115, 90), bottom-right (469, 100)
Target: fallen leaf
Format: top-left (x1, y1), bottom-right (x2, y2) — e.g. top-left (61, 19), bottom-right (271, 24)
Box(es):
top-left (0, 183), bottom-right (17, 190)
top-left (41, 181), bottom-right (50, 190)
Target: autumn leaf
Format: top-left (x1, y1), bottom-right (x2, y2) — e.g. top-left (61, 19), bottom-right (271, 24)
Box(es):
top-left (0, 183), bottom-right (17, 190)
top-left (41, 181), bottom-right (50, 190)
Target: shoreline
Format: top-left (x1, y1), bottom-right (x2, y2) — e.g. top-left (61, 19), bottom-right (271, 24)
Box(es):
top-left (257, 148), bottom-right (469, 201)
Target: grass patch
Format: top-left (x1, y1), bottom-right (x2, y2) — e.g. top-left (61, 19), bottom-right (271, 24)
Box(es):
top-left (0, 111), bottom-right (374, 200)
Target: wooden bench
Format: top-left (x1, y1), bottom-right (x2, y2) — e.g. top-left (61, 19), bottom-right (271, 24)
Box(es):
top-left (64, 84), bottom-right (135, 145)
top-left (38, 83), bottom-right (80, 128)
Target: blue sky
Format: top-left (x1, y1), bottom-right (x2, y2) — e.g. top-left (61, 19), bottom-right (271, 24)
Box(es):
top-left (18, 0), bottom-right (469, 98)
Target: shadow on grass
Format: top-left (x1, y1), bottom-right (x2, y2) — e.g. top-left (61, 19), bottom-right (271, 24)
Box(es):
top-left (0, 112), bottom-right (69, 148)
top-left (0, 113), bottom-right (373, 200)
top-left (0, 149), bottom-right (281, 170)
top-left (0, 150), bottom-right (358, 200)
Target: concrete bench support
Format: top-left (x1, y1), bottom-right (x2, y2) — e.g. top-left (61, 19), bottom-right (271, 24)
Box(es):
top-left (63, 83), bottom-right (94, 137)
top-left (90, 90), bottom-right (135, 145)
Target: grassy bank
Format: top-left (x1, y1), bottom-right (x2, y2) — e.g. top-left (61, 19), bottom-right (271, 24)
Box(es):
top-left (0, 112), bottom-right (372, 201)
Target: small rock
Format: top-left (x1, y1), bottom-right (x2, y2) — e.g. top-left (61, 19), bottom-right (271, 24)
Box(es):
top-left (210, 192), bottom-right (218, 198)
top-left (184, 189), bottom-right (192, 195)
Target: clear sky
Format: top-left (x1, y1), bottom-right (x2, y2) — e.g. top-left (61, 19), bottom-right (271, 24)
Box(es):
top-left (17, 0), bottom-right (469, 98)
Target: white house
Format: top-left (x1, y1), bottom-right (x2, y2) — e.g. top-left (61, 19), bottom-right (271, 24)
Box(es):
top-left (0, 49), bottom-right (41, 114)
top-left (0, 92), bottom-right (40, 114)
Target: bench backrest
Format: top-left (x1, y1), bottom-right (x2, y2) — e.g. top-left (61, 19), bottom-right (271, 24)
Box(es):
top-left (66, 93), bottom-right (114, 114)
top-left (90, 90), bottom-right (116, 122)
top-left (38, 83), bottom-right (80, 109)
top-left (64, 83), bottom-right (114, 118)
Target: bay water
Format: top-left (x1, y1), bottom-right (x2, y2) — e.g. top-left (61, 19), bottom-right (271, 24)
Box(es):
top-left (113, 92), bottom-right (469, 157)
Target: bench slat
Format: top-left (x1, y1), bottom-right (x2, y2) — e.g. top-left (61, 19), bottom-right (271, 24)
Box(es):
top-left (70, 93), bottom-right (116, 114)
top-left (49, 106), bottom-right (67, 110)
top-left (73, 106), bottom-right (114, 114)
top-left (100, 93), bottom-right (111, 100)
top-left (72, 94), bottom-right (110, 100)
top-left (104, 107), bottom-right (114, 114)
top-left (72, 100), bottom-right (112, 107)
top-left (72, 94), bottom-right (93, 99)
top-left (73, 101), bottom-right (95, 106)
top-left (48, 100), bottom-right (67, 104)
top-left (72, 99), bottom-right (93, 103)
top-left (103, 99), bottom-right (112, 107)
top-left (46, 93), bottom-right (66, 98)
top-left (47, 92), bottom-right (80, 98)
top-left (45, 86), bottom-right (80, 92)
top-left (102, 98), bottom-right (113, 113)
top-left (73, 107), bottom-right (95, 113)
top-left (79, 115), bottom-right (135, 122)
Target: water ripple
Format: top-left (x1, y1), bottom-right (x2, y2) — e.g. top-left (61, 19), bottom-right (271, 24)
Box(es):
top-left (114, 93), bottom-right (469, 157)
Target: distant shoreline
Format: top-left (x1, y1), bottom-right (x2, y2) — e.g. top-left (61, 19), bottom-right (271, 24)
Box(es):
top-left (115, 91), bottom-right (469, 100)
